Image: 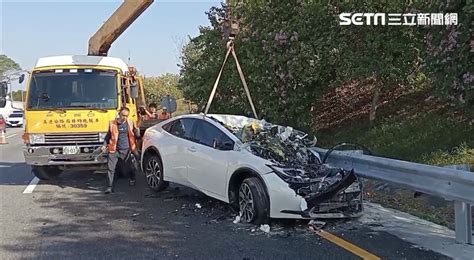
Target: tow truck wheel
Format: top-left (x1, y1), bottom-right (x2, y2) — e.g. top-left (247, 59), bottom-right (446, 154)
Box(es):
top-left (32, 166), bottom-right (61, 180)
top-left (143, 153), bottom-right (169, 192)
top-left (239, 177), bottom-right (269, 225)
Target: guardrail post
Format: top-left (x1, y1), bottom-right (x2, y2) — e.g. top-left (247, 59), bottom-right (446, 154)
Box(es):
top-left (445, 164), bottom-right (473, 245)
top-left (454, 201), bottom-right (473, 244)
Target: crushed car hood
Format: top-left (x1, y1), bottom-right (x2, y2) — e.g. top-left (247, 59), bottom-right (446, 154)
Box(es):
top-left (208, 114), bottom-right (360, 211)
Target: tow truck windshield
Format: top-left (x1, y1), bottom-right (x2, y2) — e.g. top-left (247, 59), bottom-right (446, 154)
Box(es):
top-left (27, 69), bottom-right (118, 110)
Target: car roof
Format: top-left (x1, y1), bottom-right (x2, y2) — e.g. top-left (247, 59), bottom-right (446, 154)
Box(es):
top-left (164, 114), bottom-right (246, 141)
top-left (172, 113), bottom-right (253, 122)
top-left (167, 113), bottom-right (223, 127)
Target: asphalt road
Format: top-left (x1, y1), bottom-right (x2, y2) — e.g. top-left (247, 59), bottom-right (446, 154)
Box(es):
top-left (0, 128), bottom-right (463, 259)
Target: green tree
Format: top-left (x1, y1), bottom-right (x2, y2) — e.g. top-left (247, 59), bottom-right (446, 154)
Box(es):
top-left (419, 1), bottom-right (473, 106)
top-left (178, 11), bottom-right (228, 114)
top-left (179, 2), bottom-right (345, 129)
top-left (179, 1), bottom-right (467, 129)
top-left (0, 54), bottom-right (21, 81)
top-left (335, 1), bottom-right (423, 125)
top-left (144, 73), bottom-right (183, 106)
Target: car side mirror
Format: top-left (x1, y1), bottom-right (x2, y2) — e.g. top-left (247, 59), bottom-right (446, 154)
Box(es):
top-left (19, 74), bottom-right (25, 84)
top-left (0, 82), bottom-right (7, 98)
top-left (222, 141), bottom-right (234, 150)
top-left (214, 139), bottom-right (234, 151)
top-left (130, 84), bottom-right (139, 98)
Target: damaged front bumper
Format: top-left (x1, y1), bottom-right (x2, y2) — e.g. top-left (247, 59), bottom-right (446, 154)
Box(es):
top-left (281, 181), bottom-right (364, 219)
top-left (268, 165), bottom-right (364, 219)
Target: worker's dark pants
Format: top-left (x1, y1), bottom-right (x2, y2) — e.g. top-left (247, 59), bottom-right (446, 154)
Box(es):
top-left (107, 149), bottom-right (136, 188)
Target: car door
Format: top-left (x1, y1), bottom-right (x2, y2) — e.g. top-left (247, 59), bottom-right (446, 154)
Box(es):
top-left (186, 120), bottom-right (235, 199)
top-left (160, 118), bottom-right (197, 185)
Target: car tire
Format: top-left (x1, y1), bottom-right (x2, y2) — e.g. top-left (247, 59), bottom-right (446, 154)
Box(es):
top-left (239, 177), bottom-right (269, 225)
top-left (32, 166), bottom-right (61, 180)
top-left (143, 153), bottom-right (169, 192)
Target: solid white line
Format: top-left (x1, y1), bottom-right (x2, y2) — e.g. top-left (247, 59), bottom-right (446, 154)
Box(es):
top-left (6, 133), bottom-right (18, 138)
top-left (23, 177), bottom-right (40, 194)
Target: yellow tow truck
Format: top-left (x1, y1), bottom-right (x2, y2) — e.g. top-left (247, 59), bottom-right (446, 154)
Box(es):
top-left (21, 0), bottom-right (153, 180)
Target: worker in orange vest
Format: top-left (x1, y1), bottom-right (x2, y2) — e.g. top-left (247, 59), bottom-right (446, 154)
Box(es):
top-left (101, 107), bottom-right (140, 194)
top-left (157, 106), bottom-right (171, 120)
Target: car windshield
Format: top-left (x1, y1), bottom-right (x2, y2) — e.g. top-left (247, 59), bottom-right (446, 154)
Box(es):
top-left (27, 69), bottom-right (118, 109)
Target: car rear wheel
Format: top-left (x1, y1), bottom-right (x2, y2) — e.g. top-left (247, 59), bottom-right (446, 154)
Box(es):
top-left (239, 177), bottom-right (269, 224)
top-left (32, 166), bottom-right (61, 180)
top-left (143, 153), bottom-right (169, 192)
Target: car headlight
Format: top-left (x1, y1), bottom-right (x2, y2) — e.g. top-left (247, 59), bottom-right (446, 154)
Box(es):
top-left (98, 132), bottom-right (107, 142)
top-left (29, 134), bottom-right (45, 144)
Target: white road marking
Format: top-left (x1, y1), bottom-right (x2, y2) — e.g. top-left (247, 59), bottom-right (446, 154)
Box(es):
top-left (23, 177), bottom-right (40, 194)
top-left (6, 133), bottom-right (18, 138)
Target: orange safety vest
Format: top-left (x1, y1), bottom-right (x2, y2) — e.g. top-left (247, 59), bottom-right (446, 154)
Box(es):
top-left (107, 119), bottom-right (137, 153)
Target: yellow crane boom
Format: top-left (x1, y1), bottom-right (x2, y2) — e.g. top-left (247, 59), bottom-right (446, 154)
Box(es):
top-left (88, 0), bottom-right (153, 56)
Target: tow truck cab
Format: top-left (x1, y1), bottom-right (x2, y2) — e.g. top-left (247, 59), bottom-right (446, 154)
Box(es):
top-left (22, 55), bottom-right (146, 180)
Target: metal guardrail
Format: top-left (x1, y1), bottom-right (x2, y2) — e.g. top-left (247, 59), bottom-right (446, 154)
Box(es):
top-left (313, 148), bottom-right (473, 245)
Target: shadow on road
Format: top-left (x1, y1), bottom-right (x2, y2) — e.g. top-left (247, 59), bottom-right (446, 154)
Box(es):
top-left (2, 170), bottom-right (349, 259)
top-left (0, 162), bottom-right (32, 185)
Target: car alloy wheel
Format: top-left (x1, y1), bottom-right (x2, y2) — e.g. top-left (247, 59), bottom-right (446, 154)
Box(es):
top-left (239, 182), bottom-right (255, 223)
top-left (145, 158), bottom-right (161, 189)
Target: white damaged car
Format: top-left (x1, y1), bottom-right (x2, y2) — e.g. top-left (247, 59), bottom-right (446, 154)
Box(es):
top-left (140, 114), bottom-right (363, 224)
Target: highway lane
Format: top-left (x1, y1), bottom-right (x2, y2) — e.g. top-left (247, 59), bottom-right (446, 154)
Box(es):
top-left (0, 131), bottom-right (463, 259)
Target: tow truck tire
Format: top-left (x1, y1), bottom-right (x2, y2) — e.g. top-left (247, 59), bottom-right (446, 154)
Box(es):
top-left (143, 153), bottom-right (169, 192)
top-left (239, 177), bottom-right (269, 225)
top-left (32, 166), bottom-right (61, 180)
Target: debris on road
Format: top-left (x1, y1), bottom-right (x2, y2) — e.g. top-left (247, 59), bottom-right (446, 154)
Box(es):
top-left (309, 220), bottom-right (326, 230)
top-left (195, 203), bottom-right (202, 209)
top-left (259, 224), bottom-right (271, 233)
top-left (233, 215), bottom-right (241, 224)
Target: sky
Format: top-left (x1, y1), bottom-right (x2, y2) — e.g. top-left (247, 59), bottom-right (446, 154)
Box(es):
top-left (1, 0), bottom-right (222, 90)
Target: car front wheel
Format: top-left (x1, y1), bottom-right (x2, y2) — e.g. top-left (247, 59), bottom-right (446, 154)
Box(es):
top-left (143, 153), bottom-right (169, 192)
top-left (239, 177), bottom-right (269, 224)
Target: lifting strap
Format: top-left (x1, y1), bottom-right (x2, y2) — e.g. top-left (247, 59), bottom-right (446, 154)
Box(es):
top-left (203, 43), bottom-right (232, 117)
top-left (204, 40), bottom-right (258, 119)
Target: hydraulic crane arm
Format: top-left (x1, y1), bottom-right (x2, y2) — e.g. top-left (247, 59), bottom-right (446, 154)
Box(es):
top-left (88, 0), bottom-right (153, 56)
